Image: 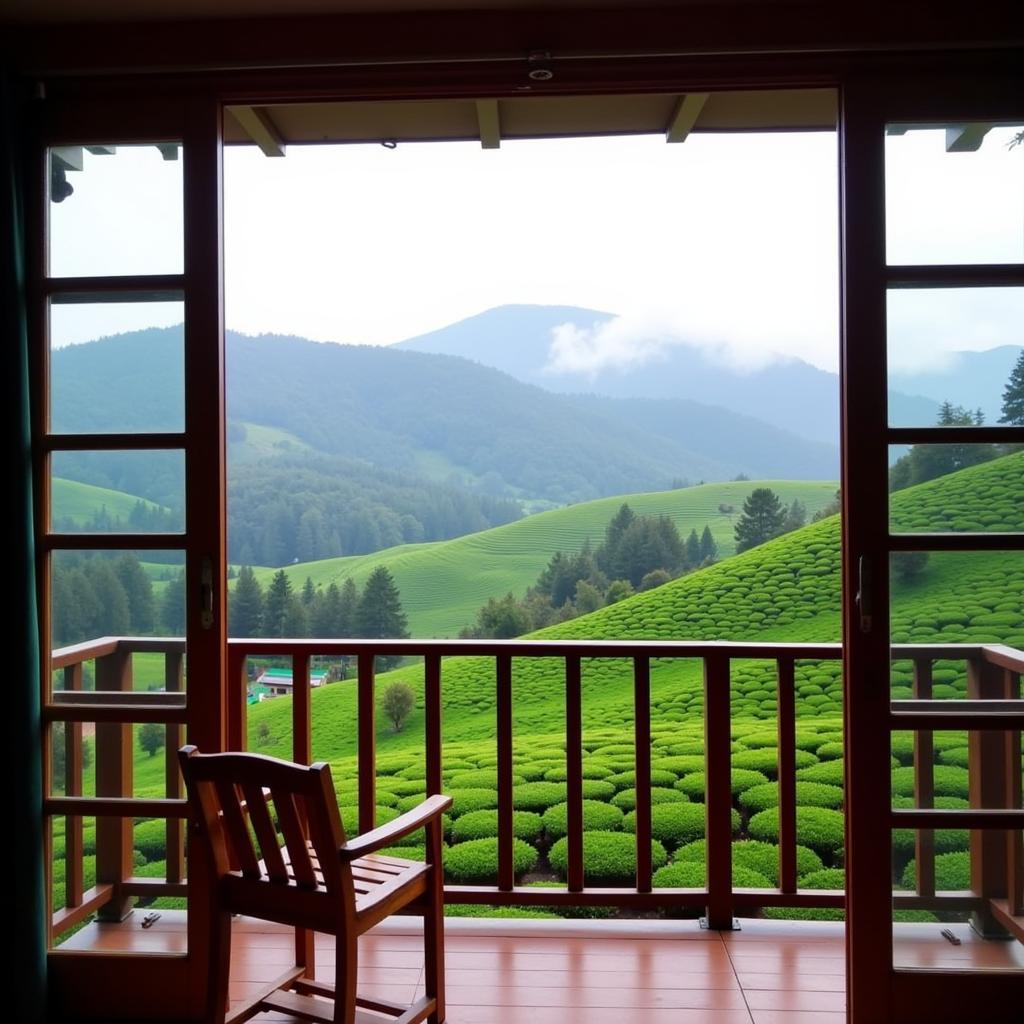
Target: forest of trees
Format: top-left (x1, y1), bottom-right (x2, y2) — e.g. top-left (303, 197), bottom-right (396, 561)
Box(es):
top-left (461, 504), bottom-right (719, 638)
top-left (733, 489), bottom-right (807, 553)
top-left (228, 455), bottom-right (522, 565)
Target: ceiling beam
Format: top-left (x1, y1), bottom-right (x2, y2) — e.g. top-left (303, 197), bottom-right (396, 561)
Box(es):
top-left (666, 92), bottom-right (709, 143)
top-left (945, 123), bottom-right (993, 152)
top-left (229, 105), bottom-right (286, 157)
top-left (476, 99), bottom-right (501, 150)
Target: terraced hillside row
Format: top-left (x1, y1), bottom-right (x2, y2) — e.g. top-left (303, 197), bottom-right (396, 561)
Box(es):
top-left (252, 479), bottom-right (838, 637)
top-left (245, 453), bottom-right (1022, 761)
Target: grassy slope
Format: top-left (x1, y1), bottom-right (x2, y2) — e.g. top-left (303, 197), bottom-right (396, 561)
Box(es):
top-left (51, 477), bottom-right (164, 526)
top-left (228, 422), bottom-right (312, 464)
top-left (242, 452), bottom-right (1023, 765)
top-left (251, 480), bottom-right (838, 637)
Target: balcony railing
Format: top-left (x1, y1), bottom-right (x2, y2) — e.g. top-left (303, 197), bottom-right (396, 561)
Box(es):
top-left (45, 637), bottom-right (1024, 943)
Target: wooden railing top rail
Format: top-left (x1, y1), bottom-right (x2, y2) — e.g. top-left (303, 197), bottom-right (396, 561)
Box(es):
top-left (51, 635), bottom-right (1024, 669)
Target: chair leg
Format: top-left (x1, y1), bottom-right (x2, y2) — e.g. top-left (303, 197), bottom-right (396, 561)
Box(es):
top-left (333, 930), bottom-right (358, 1024)
top-left (206, 909), bottom-right (233, 1024)
top-left (423, 876), bottom-right (446, 1024)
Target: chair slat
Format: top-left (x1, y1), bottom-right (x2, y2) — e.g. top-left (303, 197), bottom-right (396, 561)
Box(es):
top-left (243, 783), bottom-right (288, 883)
top-left (274, 792), bottom-right (318, 888)
top-left (215, 779), bottom-right (262, 879)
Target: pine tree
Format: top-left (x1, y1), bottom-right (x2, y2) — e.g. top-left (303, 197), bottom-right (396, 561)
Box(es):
top-left (230, 566), bottom-right (265, 638)
top-left (301, 576), bottom-right (317, 606)
top-left (685, 529), bottom-right (700, 568)
top-left (734, 488), bottom-right (786, 553)
top-left (113, 554), bottom-right (155, 634)
top-left (338, 577), bottom-right (360, 636)
top-left (161, 570), bottom-right (187, 634)
top-left (283, 595), bottom-right (309, 637)
top-left (264, 569), bottom-right (293, 637)
top-left (783, 499), bottom-right (807, 534)
top-left (356, 567), bottom-right (409, 640)
top-left (1000, 349), bottom-right (1024, 425)
top-left (699, 525), bottom-right (718, 564)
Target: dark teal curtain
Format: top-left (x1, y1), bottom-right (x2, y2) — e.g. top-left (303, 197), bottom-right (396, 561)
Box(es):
top-left (3, 72), bottom-right (46, 1023)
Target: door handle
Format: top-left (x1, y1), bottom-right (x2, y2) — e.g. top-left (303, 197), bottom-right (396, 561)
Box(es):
top-left (856, 555), bottom-right (872, 634)
top-left (200, 556), bottom-right (214, 630)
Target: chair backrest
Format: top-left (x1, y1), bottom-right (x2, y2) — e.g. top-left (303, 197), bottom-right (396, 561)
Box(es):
top-left (178, 745), bottom-right (348, 898)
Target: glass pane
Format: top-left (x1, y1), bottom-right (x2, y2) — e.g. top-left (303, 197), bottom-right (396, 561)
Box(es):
top-left (50, 549), bottom-right (185, 652)
top-left (49, 302), bottom-right (184, 433)
top-left (889, 550), bottom-right (1024, 651)
top-left (885, 123), bottom-right (1024, 265)
top-left (51, 450), bottom-right (185, 533)
top-left (893, 830), bottom-right (1024, 972)
top-left (887, 288), bottom-right (1024, 427)
top-left (48, 143), bottom-right (184, 277)
top-left (889, 447), bottom-right (1024, 532)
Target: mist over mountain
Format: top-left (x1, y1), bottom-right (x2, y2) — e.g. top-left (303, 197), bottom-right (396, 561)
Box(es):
top-left (396, 304), bottom-right (1015, 442)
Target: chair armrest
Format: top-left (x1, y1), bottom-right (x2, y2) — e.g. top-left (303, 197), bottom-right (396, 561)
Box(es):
top-left (339, 794), bottom-right (452, 860)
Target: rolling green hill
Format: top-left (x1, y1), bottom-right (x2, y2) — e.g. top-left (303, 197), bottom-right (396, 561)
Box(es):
top-left (51, 477), bottom-right (166, 527)
top-left (251, 479), bottom-right (839, 637)
top-left (246, 451), bottom-right (1023, 761)
top-left (55, 455), bottom-right (1021, 924)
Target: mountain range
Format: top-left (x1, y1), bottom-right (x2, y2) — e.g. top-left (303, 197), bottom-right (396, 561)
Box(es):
top-left (395, 304), bottom-right (1020, 442)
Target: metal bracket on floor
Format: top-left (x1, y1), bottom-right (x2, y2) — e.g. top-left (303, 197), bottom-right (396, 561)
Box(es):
top-left (699, 917), bottom-right (741, 931)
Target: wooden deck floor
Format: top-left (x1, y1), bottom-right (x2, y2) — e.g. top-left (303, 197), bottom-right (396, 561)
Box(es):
top-left (61, 913), bottom-right (1024, 1024)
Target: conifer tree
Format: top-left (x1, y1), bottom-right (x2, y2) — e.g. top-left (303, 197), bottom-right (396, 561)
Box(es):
top-left (230, 566), bottom-right (265, 638)
top-left (699, 525), bottom-right (718, 564)
top-left (1000, 349), bottom-right (1024, 425)
top-left (357, 567), bottom-right (409, 640)
top-left (264, 569), bottom-right (293, 638)
top-left (734, 488), bottom-right (786, 553)
top-left (685, 529), bottom-right (701, 568)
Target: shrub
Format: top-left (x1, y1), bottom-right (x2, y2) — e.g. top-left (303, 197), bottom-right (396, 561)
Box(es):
top-left (674, 839), bottom-right (824, 885)
top-left (542, 800), bottom-right (624, 838)
top-left (651, 756), bottom-right (705, 775)
top-left (795, 760), bottom-right (846, 786)
top-left (606, 769), bottom-right (679, 790)
top-left (444, 905), bottom-right (560, 920)
top-left (448, 770), bottom-right (525, 789)
top-left (444, 838), bottom-right (538, 884)
top-left (675, 769), bottom-right (770, 801)
top-left (731, 748), bottom-right (818, 777)
top-left (747, 806), bottom-right (845, 857)
top-left (526, 880), bottom-right (618, 919)
top-left (763, 867), bottom-right (846, 921)
top-left (622, 803), bottom-right (740, 850)
top-left (132, 819), bottom-right (167, 862)
top-left (544, 764), bottom-right (613, 781)
top-left (513, 782), bottom-right (567, 811)
top-left (580, 780), bottom-right (617, 801)
top-left (652, 862), bottom-right (772, 888)
top-left (891, 765), bottom-right (970, 800)
top-left (381, 682), bottom-right (416, 732)
top-left (815, 742), bottom-right (844, 761)
top-left (450, 810), bottom-right (544, 844)
top-left (342, 805), bottom-right (399, 835)
top-left (379, 845), bottom-right (426, 861)
top-left (612, 787), bottom-right (689, 811)
top-left (445, 789), bottom-right (500, 818)
top-left (900, 851), bottom-right (971, 892)
top-left (891, 796), bottom-right (969, 858)
top-left (375, 778), bottom-right (428, 797)
top-left (738, 781), bottom-right (845, 813)
top-left (937, 747), bottom-right (970, 768)
top-left (548, 831), bottom-right (667, 885)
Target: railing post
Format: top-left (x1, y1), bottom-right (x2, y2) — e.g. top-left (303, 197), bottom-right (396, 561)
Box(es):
top-left (565, 655), bottom-right (584, 893)
top-left (633, 656), bottom-right (652, 894)
top-left (357, 652), bottom-right (376, 835)
top-left (776, 658), bottom-right (797, 894)
top-left (95, 646), bottom-right (134, 921)
top-left (165, 651), bottom-right (185, 885)
top-left (226, 643), bottom-right (248, 752)
top-left (496, 653), bottom-right (514, 891)
top-left (425, 653), bottom-right (443, 798)
top-left (63, 663), bottom-right (84, 911)
top-left (967, 656), bottom-right (1010, 937)
top-left (1002, 666), bottom-right (1022, 918)
top-left (704, 652), bottom-right (735, 930)
top-left (912, 657), bottom-right (935, 898)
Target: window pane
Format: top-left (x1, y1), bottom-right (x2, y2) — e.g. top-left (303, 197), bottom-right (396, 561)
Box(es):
top-left (888, 447), bottom-right (1023, 533)
top-left (48, 143), bottom-right (184, 277)
top-left (49, 303), bottom-right (183, 433)
top-left (889, 550), bottom-right (1024, 652)
top-left (885, 124), bottom-right (1024, 266)
top-left (51, 450), bottom-right (185, 534)
top-left (887, 287), bottom-right (1024, 428)
top-left (51, 549), bottom-right (185, 651)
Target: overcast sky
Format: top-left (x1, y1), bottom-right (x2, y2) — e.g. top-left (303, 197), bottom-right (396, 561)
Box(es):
top-left (49, 124), bottom-right (1022, 375)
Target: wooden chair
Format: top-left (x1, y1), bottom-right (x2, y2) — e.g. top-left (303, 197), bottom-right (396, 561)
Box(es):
top-left (178, 745), bottom-right (451, 1024)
